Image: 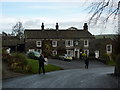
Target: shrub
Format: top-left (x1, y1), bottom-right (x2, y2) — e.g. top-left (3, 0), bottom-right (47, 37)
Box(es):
top-left (2, 49), bottom-right (8, 54)
top-left (111, 54), bottom-right (116, 61)
top-left (2, 51), bottom-right (33, 73)
top-left (2, 49), bottom-right (14, 65)
top-left (89, 52), bottom-right (95, 57)
top-left (24, 65), bottom-right (32, 73)
top-left (100, 53), bottom-right (110, 64)
top-left (11, 53), bottom-right (28, 70)
top-left (88, 52), bottom-right (95, 60)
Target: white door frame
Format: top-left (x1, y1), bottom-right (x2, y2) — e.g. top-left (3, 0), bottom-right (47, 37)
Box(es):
top-left (74, 48), bottom-right (79, 58)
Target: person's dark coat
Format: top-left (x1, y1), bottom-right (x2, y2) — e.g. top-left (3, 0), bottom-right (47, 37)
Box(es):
top-left (39, 55), bottom-right (46, 66)
top-left (85, 59), bottom-right (89, 65)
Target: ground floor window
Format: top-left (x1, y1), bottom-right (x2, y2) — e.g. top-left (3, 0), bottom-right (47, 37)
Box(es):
top-left (28, 49), bottom-right (35, 52)
top-left (52, 50), bottom-right (57, 56)
top-left (36, 49), bottom-right (42, 54)
top-left (66, 50), bottom-right (74, 57)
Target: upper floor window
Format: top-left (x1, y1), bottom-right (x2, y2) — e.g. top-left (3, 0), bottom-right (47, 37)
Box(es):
top-left (84, 40), bottom-right (89, 47)
top-left (65, 40), bottom-right (73, 47)
top-left (106, 44), bottom-right (112, 54)
top-left (52, 40), bottom-right (57, 47)
top-left (36, 41), bottom-right (42, 47)
top-left (75, 41), bottom-right (79, 46)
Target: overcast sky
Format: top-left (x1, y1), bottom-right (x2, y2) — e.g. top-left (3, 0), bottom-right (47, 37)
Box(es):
top-left (0, 0), bottom-right (119, 35)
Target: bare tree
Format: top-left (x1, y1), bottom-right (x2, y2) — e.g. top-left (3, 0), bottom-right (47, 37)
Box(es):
top-left (12, 21), bottom-right (24, 38)
top-left (88, 0), bottom-right (120, 24)
top-left (87, 0), bottom-right (120, 76)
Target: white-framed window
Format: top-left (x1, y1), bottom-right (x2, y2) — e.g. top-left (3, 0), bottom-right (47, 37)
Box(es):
top-left (106, 44), bottom-right (112, 54)
top-left (52, 40), bottom-right (57, 47)
top-left (36, 49), bottom-right (42, 54)
top-left (52, 50), bottom-right (57, 56)
top-left (66, 50), bottom-right (74, 57)
top-left (84, 40), bottom-right (89, 47)
top-left (28, 49), bottom-right (35, 52)
top-left (65, 40), bottom-right (73, 47)
top-left (75, 41), bottom-right (79, 46)
top-left (84, 49), bottom-right (89, 57)
top-left (36, 41), bottom-right (42, 47)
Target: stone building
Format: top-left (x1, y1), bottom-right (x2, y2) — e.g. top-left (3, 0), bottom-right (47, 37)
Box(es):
top-left (93, 36), bottom-right (114, 59)
top-left (24, 23), bottom-right (95, 58)
top-left (2, 23), bottom-right (114, 59)
top-left (2, 35), bottom-right (25, 53)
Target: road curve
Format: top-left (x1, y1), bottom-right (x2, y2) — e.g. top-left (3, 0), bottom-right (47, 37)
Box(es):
top-left (3, 66), bottom-right (119, 88)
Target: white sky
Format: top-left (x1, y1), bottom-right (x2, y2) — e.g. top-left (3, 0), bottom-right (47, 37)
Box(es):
top-left (0, 0), bottom-right (119, 35)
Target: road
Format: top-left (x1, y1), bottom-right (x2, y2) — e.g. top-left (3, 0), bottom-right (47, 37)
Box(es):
top-left (2, 59), bottom-right (120, 88)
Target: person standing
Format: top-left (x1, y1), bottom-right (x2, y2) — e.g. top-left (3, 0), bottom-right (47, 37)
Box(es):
top-left (82, 53), bottom-right (89, 69)
top-left (38, 54), bottom-right (46, 74)
top-left (85, 58), bottom-right (89, 69)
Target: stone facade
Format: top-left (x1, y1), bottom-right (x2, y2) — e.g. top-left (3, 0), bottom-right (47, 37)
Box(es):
top-left (24, 23), bottom-right (95, 58)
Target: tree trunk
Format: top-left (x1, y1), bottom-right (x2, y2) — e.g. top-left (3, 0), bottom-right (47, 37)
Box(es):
top-left (115, 66), bottom-right (120, 76)
top-left (114, 54), bottom-right (120, 76)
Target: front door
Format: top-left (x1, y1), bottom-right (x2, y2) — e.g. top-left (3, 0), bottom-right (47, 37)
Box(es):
top-left (74, 49), bottom-right (79, 59)
top-left (75, 51), bottom-right (78, 58)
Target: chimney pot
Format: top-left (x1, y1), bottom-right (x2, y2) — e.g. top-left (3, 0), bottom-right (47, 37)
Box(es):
top-left (83, 23), bottom-right (88, 31)
top-left (41, 22), bottom-right (44, 30)
top-left (56, 23), bottom-right (59, 30)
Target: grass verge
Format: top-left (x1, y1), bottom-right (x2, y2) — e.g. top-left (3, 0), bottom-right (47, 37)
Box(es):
top-left (106, 60), bottom-right (116, 66)
top-left (27, 58), bottom-right (63, 74)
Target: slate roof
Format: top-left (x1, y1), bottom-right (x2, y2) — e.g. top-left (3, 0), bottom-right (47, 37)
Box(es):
top-left (24, 29), bottom-right (95, 39)
top-left (2, 36), bottom-right (24, 46)
top-left (91, 38), bottom-right (113, 50)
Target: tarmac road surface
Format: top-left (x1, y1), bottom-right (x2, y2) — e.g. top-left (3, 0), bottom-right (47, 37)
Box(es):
top-left (3, 59), bottom-right (119, 88)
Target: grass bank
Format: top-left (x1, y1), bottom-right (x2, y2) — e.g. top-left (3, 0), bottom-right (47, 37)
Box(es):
top-left (27, 58), bottom-right (63, 74)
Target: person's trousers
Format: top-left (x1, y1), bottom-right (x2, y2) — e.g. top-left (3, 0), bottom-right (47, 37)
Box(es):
top-left (39, 65), bottom-right (45, 74)
top-left (85, 63), bottom-right (89, 69)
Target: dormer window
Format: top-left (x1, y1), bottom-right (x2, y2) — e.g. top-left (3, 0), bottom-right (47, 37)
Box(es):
top-left (36, 41), bottom-right (42, 47)
top-left (52, 40), bottom-right (57, 47)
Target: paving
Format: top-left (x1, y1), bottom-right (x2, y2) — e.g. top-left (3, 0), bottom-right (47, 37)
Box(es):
top-left (2, 59), bottom-right (120, 88)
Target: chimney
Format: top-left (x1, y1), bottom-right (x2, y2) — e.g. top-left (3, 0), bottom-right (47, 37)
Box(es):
top-left (56, 23), bottom-right (59, 30)
top-left (83, 23), bottom-right (88, 31)
top-left (41, 22), bottom-right (44, 30)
